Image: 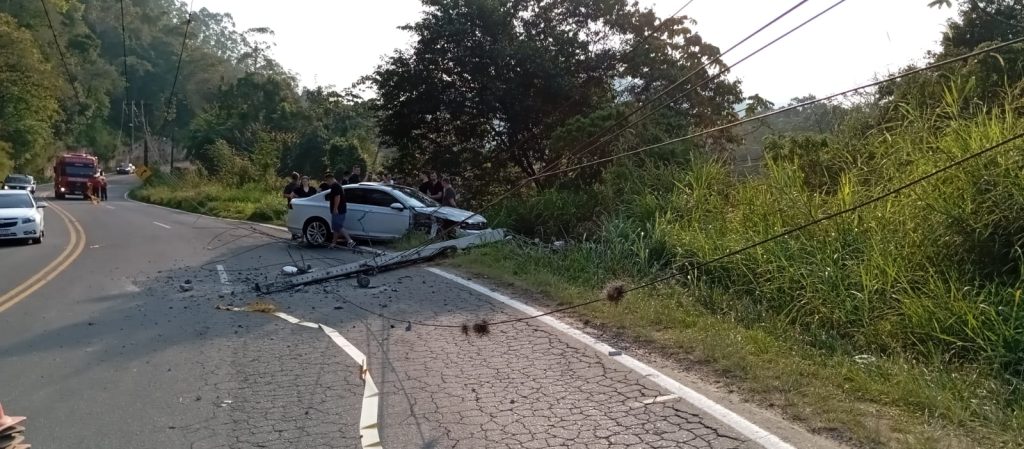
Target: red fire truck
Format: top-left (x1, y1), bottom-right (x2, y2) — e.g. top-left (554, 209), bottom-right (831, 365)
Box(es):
top-left (53, 153), bottom-right (100, 199)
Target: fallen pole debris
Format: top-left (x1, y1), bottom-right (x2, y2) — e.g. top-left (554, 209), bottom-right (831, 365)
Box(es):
top-left (253, 229), bottom-right (505, 293)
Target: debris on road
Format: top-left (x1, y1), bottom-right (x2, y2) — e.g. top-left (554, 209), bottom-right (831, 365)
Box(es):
top-left (254, 229), bottom-right (505, 293)
top-left (356, 274), bottom-right (371, 288)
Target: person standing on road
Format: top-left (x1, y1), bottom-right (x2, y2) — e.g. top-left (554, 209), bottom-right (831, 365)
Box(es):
top-left (441, 177), bottom-right (457, 208)
top-left (324, 173), bottom-right (356, 249)
top-left (99, 173), bottom-right (108, 201)
top-left (282, 172), bottom-right (300, 209)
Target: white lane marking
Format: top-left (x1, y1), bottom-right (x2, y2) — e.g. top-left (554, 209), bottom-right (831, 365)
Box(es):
top-left (152, 221), bottom-right (171, 229)
top-left (425, 267), bottom-right (795, 449)
top-left (319, 324), bottom-right (368, 363)
top-left (216, 265), bottom-right (232, 293)
top-left (270, 313), bottom-right (382, 448)
top-left (360, 376), bottom-right (382, 448)
top-left (104, 205), bottom-right (115, 210)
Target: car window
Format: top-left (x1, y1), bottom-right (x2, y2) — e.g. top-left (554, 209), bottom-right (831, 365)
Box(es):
top-left (64, 166), bottom-right (96, 177)
top-left (4, 175), bottom-right (30, 184)
top-left (345, 187), bottom-right (369, 205)
top-left (389, 185), bottom-right (439, 208)
top-left (362, 190), bottom-right (400, 208)
top-left (0, 193), bottom-right (34, 209)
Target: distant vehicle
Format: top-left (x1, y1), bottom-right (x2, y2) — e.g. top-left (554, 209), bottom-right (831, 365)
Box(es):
top-left (53, 153), bottom-right (99, 199)
top-left (0, 190), bottom-right (46, 244)
top-left (2, 174), bottom-right (36, 195)
top-left (287, 182), bottom-right (488, 245)
top-left (115, 162), bottom-right (136, 175)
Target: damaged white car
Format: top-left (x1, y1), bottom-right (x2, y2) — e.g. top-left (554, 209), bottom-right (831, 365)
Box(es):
top-left (287, 182), bottom-right (489, 245)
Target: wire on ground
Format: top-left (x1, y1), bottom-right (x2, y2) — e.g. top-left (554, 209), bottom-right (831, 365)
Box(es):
top-left (326, 130), bottom-right (1024, 333)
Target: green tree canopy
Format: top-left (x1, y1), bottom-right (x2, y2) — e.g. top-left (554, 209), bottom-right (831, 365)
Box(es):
top-left (369, 0), bottom-right (743, 198)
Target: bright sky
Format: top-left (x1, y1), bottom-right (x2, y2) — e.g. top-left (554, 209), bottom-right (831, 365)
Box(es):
top-left (189, 0), bottom-right (957, 104)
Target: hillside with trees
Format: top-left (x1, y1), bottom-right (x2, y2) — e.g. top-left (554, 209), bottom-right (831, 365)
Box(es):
top-left (7, 0), bottom-right (1024, 447)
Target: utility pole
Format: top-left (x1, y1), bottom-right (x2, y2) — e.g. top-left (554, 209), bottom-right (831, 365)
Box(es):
top-left (130, 100), bottom-right (136, 165)
top-left (141, 100), bottom-right (149, 167)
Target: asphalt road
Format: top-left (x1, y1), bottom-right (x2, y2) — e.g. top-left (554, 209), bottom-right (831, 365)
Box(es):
top-left (0, 175), bottom-right (839, 449)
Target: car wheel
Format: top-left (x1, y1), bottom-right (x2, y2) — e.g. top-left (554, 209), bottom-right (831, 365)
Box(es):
top-left (303, 217), bottom-right (332, 246)
top-left (32, 235), bottom-right (42, 244)
top-left (55, 191), bottom-right (65, 199)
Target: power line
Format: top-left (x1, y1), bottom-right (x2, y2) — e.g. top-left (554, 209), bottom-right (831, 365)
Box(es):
top-left (163, 0), bottom-right (195, 130)
top-left (552, 0), bottom-right (847, 173)
top-left (546, 0), bottom-right (815, 174)
top-left (38, 0), bottom-right (82, 103)
top-left (390, 0), bottom-right (826, 261)
top-left (328, 130), bottom-right (1024, 332)
top-left (119, 0), bottom-right (131, 99)
top-left (536, 36), bottom-right (1024, 179)
top-left (623, 130), bottom-right (1024, 294)
top-left (488, 0), bottom-right (701, 177)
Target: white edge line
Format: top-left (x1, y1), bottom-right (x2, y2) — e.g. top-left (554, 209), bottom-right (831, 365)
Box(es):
top-left (267, 311), bottom-right (381, 448)
top-left (215, 264), bottom-right (232, 293)
top-left (123, 190), bottom-right (289, 232)
top-left (152, 221), bottom-right (171, 229)
top-left (424, 267), bottom-right (795, 449)
top-left (360, 376), bottom-right (383, 448)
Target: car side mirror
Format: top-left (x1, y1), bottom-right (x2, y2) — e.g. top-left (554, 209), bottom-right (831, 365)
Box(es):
top-left (36, 202), bottom-right (48, 209)
top-left (389, 203), bottom-right (405, 211)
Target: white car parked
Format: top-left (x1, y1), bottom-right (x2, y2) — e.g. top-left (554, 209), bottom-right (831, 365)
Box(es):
top-left (287, 182), bottom-right (488, 245)
top-left (0, 190), bottom-right (46, 244)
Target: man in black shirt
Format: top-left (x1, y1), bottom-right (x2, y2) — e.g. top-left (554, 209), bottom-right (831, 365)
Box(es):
top-left (282, 172), bottom-right (299, 208)
top-left (324, 173), bottom-right (356, 248)
top-left (427, 172), bottom-right (443, 201)
top-left (283, 172), bottom-right (300, 240)
top-left (347, 165), bottom-right (363, 185)
top-left (418, 172), bottom-right (431, 195)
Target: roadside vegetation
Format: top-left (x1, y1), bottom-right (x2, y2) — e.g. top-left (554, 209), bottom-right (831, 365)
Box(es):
top-left (458, 81), bottom-right (1024, 448)
top-left (10, 0), bottom-right (1024, 447)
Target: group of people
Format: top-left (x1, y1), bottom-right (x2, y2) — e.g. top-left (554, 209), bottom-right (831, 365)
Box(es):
top-left (417, 172), bottom-right (457, 208)
top-left (281, 165), bottom-right (461, 247)
top-left (86, 171), bottom-right (108, 204)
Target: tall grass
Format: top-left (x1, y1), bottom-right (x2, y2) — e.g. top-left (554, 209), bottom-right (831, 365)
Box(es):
top-left (480, 81), bottom-right (1024, 442)
top-left (132, 169), bottom-right (285, 224)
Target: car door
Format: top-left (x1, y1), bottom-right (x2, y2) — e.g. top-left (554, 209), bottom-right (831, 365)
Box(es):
top-left (344, 187), bottom-right (410, 240)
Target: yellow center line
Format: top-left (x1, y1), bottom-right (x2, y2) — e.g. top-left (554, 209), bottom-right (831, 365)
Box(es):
top-left (0, 201), bottom-right (87, 314)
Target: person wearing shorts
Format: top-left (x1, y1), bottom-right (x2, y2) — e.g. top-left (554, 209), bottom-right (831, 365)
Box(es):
top-left (324, 173), bottom-right (356, 248)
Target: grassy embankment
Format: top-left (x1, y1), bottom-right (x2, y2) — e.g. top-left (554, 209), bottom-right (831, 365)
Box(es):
top-left (131, 169), bottom-right (285, 225)
top-left (131, 89), bottom-right (1024, 448)
top-left (453, 88), bottom-right (1024, 448)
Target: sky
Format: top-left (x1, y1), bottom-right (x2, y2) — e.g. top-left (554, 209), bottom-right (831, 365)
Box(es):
top-left (189, 0), bottom-right (958, 104)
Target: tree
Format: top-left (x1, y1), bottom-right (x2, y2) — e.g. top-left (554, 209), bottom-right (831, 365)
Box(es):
top-left (186, 72), bottom-right (302, 171)
top-left (0, 13), bottom-right (62, 173)
top-left (370, 0), bottom-right (742, 198)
